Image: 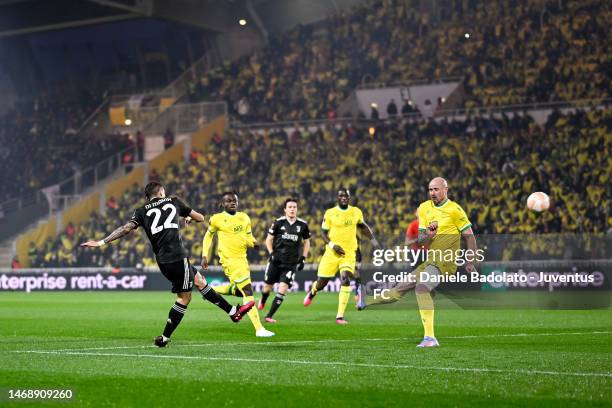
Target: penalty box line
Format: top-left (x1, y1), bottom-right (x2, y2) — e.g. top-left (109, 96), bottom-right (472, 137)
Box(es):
top-left (12, 350), bottom-right (612, 378)
top-left (14, 330), bottom-right (612, 353)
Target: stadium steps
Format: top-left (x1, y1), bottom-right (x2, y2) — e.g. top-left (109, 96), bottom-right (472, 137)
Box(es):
top-left (0, 242), bottom-right (15, 267)
top-left (2, 162), bottom-right (145, 267)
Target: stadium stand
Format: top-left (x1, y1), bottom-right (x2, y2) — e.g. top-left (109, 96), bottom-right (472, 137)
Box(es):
top-left (32, 108), bottom-right (610, 267)
top-left (184, 0), bottom-right (609, 121)
top-left (0, 92), bottom-right (132, 203)
top-left (4, 0), bottom-right (608, 213)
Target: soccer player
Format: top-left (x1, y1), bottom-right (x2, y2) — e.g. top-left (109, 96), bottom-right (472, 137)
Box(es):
top-left (259, 198), bottom-right (311, 323)
top-left (81, 181), bottom-right (254, 347)
top-left (413, 177), bottom-right (476, 347)
top-left (357, 210), bottom-right (423, 309)
top-left (201, 191), bottom-right (275, 337)
top-left (304, 188), bottom-right (379, 324)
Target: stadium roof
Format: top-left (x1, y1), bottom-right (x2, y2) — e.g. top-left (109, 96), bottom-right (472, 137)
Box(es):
top-left (0, 0), bottom-right (250, 37)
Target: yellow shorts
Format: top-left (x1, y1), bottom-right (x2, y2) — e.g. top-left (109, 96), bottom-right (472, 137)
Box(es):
top-left (221, 258), bottom-right (252, 289)
top-left (317, 249), bottom-right (356, 278)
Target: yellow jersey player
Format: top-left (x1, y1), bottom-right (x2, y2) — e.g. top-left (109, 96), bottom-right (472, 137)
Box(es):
top-left (303, 188), bottom-right (379, 324)
top-left (414, 177), bottom-right (477, 348)
top-left (201, 191), bottom-right (275, 337)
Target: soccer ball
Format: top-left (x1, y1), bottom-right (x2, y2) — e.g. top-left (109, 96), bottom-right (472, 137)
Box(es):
top-left (526, 192), bottom-right (550, 212)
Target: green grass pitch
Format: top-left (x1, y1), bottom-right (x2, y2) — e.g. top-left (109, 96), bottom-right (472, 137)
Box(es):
top-left (0, 291), bottom-right (610, 407)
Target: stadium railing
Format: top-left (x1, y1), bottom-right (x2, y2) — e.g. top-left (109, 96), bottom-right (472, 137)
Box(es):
top-left (0, 48), bottom-right (227, 244)
top-left (356, 76), bottom-right (464, 90)
top-left (433, 98), bottom-right (612, 117)
top-left (229, 112), bottom-right (407, 131)
top-left (54, 145), bottom-right (137, 197)
top-left (0, 145), bottom-right (136, 243)
top-left (142, 101), bottom-right (228, 135)
top-left (0, 95), bottom-right (225, 239)
top-left (230, 97), bottom-right (611, 130)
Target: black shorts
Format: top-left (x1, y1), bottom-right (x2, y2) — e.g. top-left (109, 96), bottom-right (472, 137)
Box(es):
top-left (264, 262), bottom-right (296, 286)
top-left (158, 258), bottom-right (195, 293)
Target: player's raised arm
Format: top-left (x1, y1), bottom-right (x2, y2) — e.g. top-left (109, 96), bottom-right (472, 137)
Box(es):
top-left (186, 209), bottom-right (205, 223)
top-left (80, 221), bottom-right (137, 247)
top-left (172, 196), bottom-right (204, 224)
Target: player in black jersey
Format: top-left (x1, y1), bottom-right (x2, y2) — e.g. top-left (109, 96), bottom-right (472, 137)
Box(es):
top-left (258, 198), bottom-right (311, 322)
top-left (81, 181), bottom-right (254, 347)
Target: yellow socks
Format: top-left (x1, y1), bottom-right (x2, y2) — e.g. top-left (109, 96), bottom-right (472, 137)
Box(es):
top-left (244, 295), bottom-right (262, 331)
top-left (337, 286), bottom-right (351, 318)
top-left (416, 291), bottom-right (435, 338)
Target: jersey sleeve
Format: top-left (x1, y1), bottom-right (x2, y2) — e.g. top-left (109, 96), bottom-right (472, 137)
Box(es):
top-left (355, 208), bottom-right (365, 225)
top-left (268, 220), bottom-right (278, 236)
top-left (129, 208), bottom-right (144, 229)
top-left (173, 197), bottom-right (193, 218)
top-left (207, 215), bottom-right (218, 233)
top-left (417, 204), bottom-right (428, 230)
top-left (453, 204), bottom-right (472, 232)
top-left (321, 210), bottom-right (330, 231)
top-left (301, 222), bottom-right (311, 239)
top-left (201, 215), bottom-right (218, 258)
top-left (245, 215), bottom-right (256, 247)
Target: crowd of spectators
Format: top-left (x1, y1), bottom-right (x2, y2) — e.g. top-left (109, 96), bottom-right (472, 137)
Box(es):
top-left (31, 108), bottom-right (610, 267)
top-left (184, 0), bottom-right (609, 122)
top-left (4, 0), bottom-right (609, 211)
top-left (0, 92), bottom-right (132, 204)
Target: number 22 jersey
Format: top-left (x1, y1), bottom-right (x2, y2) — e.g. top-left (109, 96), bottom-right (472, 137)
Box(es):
top-left (130, 196), bottom-right (192, 264)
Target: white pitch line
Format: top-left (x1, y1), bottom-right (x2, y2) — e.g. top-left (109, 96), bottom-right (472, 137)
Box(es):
top-left (446, 330), bottom-right (612, 339)
top-left (26, 330), bottom-right (612, 353)
top-left (44, 337), bottom-right (402, 352)
top-left (13, 350), bottom-right (612, 378)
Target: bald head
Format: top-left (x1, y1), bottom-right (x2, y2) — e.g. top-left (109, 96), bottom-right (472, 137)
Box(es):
top-left (430, 177), bottom-right (448, 188)
top-left (428, 177), bottom-right (448, 204)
